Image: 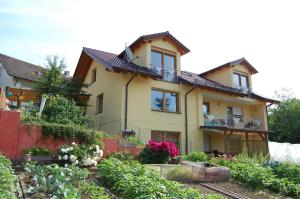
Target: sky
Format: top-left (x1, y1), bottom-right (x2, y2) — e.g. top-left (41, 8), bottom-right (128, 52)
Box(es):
top-left (0, 0), bottom-right (299, 98)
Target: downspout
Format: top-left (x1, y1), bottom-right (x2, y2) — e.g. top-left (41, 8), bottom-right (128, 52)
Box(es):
top-left (184, 86), bottom-right (196, 155)
top-left (124, 73), bottom-right (135, 130)
top-left (265, 102), bottom-right (273, 154)
top-left (265, 102), bottom-right (273, 131)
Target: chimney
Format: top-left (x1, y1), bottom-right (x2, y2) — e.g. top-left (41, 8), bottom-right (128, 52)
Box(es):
top-left (64, 71), bottom-right (70, 76)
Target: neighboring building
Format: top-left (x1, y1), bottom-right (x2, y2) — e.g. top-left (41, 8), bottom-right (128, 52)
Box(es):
top-left (0, 53), bottom-right (44, 108)
top-left (73, 31), bottom-right (279, 155)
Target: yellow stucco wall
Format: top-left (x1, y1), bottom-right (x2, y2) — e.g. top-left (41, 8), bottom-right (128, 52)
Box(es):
top-left (205, 67), bottom-right (232, 87)
top-left (204, 64), bottom-right (253, 89)
top-left (83, 60), bottom-right (125, 135)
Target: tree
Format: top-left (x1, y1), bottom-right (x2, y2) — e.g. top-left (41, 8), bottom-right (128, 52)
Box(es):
top-left (36, 55), bottom-right (66, 95)
top-left (36, 55), bottom-right (82, 103)
top-left (269, 89), bottom-right (300, 143)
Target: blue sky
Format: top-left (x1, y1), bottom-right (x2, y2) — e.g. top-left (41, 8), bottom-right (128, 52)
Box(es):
top-left (1, 0), bottom-right (300, 98)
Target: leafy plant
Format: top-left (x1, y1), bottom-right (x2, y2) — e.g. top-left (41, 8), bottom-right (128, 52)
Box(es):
top-left (23, 147), bottom-right (51, 156)
top-left (108, 151), bottom-right (134, 162)
top-left (0, 154), bottom-right (17, 199)
top-left (42, 95), bottom-right (86, 125)
top-left (183, 151), bottom-right (208, 162)
top-left (41, 122), bottom-right (101, 144)
top-left (126, 136), bottom-right (144, 146)
top-left (24, 162), bottom-right (110, 198)
top-left (138, 140), bottom-right (179, 164)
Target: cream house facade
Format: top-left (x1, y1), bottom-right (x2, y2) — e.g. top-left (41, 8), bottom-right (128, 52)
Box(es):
top-left (73, 32), bottom-right (279, 155)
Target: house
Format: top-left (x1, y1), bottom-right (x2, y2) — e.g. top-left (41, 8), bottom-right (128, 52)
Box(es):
top-left (73, 31), bottom-right (279, 155)
top-left (0, 53), bottom-right (44, 108)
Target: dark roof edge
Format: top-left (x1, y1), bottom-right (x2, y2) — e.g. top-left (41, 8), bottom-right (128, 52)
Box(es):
top-left (118, 31), bottom-right (190, 58)
top-left (200, 57), bottom-right (258, 77)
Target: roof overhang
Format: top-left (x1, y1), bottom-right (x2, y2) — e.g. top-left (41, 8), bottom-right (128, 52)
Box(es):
top-left (118, 31), bottom-right (190, 58)
top-left (200, 57), bottom-right (258, 77)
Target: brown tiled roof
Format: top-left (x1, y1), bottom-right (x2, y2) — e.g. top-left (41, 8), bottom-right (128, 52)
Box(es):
top-left (200, 57), bottom-right (258, 76)
top-left (251, 91), bottom-right (280, 104)
top-left (82, 47), bottom-right (159, 77)
top-left (179, 71), bottom-right (244, 96)
top-left (0, 53), bottom-right (45, 82)
top-left (118, 31), bottom-right (190, 58)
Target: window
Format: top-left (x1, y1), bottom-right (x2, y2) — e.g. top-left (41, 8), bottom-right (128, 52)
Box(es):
top-left (233, 73), bottom-right (249, 90)
top-left (91, 68), bottom-right (97, 83)
top-left (151, 89), bottom-right (179, 112)
top-left (96, 93), bottom-right (103, 114)
top-left (151, 50), bottom-right (176, 82)
top-left (151, 131), bottom-right (180, 149)
top-left (203, 102), bottom-right (210, 115)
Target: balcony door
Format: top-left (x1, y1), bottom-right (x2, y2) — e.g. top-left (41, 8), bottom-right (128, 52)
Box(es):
top-left (151, 50), bottom-right (176, 82)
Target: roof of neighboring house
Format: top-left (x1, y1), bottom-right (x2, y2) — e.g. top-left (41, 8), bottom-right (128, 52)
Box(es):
top-left (0, 53), bottom-right (45, 82)
top-left (200, 57), bottom-right (258, 77)
top-left (179, 71), bottom-right (244, 96)
top-left (73, 47), bottom-right (159, 83)
top-left (118, 31), bottom-right (190, 57)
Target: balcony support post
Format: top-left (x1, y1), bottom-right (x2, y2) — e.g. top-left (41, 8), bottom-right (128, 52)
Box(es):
top-left (246, 132), bottom-right (250, 154)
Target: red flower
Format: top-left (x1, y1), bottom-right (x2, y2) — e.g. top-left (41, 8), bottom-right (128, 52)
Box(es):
top-left (146, 140), bottom-right (179, 157)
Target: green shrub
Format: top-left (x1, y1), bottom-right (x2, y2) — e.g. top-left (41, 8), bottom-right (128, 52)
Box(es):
top-left (0, 154), bottom-right (17, 199)
top-left (108, 151), bottom-right (134, 162)
top-left (42, 95), bottom-right (86, 125)
top-left (23, 147), bottom-right (51, 156)
top-left (99, 158), bottom-right (224, 199)
top-left (183, 151), bottom-right (208, 162)
top-left (41, 123), bottom-right (100, 144)
top-left (270, 162), bottom-right (300, 184)
top-left (126, 136), bottom-right (144, 146)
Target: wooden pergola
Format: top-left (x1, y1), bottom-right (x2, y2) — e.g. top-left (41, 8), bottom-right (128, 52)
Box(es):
top-left (200, 126), bottom-right (269, 155)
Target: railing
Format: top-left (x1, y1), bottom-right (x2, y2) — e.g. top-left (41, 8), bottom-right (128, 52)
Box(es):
top-left (203, 113), bottom-right (264, 130)
top-left (150, 64), bottom-right (177, 82)
top-left (232, 84), bottom-right (251, 94)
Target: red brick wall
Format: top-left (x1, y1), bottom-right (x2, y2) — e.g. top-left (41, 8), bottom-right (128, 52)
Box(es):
top-left (0, 110), bottom-right (143, 160)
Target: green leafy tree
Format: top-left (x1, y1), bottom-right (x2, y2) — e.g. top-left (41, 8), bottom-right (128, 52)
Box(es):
top-left (42, 95), bottom-right (86, 125)
top-left (269, 89), bottom-right (300, 143)
top-left (36, 55), bottom-right (66, 95)
top-left (36, 55), bottom-right (83, 103)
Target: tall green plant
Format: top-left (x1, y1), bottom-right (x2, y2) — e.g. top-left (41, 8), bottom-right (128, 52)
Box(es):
top-left (42, 95), bottom-right (86, 125)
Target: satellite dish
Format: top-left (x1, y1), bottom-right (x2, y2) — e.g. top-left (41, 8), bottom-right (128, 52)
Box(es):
top-left (125, 43), bottom-right (134, 62)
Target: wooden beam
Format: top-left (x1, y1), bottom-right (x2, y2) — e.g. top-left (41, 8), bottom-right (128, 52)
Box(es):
top-left (246, 132), bottom-right (250, 154)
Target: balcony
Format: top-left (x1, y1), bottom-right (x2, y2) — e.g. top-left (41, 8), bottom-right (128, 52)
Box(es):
top-left (150, 64), bottom-right (177, 82)
top-left (203, 113), bottom-right (264, 131)
top-left (232, 84), bottom-right (251, 94)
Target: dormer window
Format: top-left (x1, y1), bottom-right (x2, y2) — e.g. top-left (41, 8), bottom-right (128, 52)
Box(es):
top-left (151, 50), bottom-right (176, 82)
top-left (233, 72), bottom-right (249, 92)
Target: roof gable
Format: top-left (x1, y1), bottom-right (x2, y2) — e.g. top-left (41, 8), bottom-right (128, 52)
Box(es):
top-left (200, 57), bottom-right (258, 77)
top-left (118, 31), bottom-right (190, 58)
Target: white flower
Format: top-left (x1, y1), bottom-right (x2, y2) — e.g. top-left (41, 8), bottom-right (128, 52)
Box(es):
top-left (58, 155), bottom-right (62, 160)
top-left (98, 150), bottom-right (103, 158)
top-left (70, 155), bottom-right (77, 162)
top-left (95, 145), bottom-right (100, 152)
top-left (75, 160), bottom-right (79, 164)
top-left (63, 155), bottom-right (68, 160)
top-left (64, 164), bottom-right (68, 167)
top-left (72, 142), bottom-right (76, 145)
top-left (69, 147), bottom-right (73, 151)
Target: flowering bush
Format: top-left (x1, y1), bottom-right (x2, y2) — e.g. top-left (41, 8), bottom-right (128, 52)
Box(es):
top-left (57, 142), bottom-right (103, 167)
top-left (138, 140), bottom-right (179, 164)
